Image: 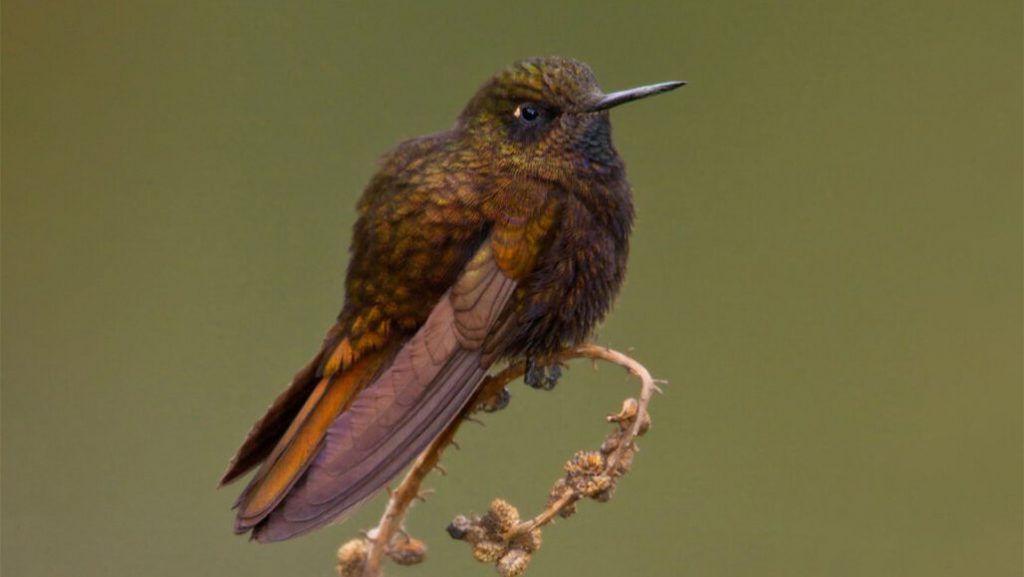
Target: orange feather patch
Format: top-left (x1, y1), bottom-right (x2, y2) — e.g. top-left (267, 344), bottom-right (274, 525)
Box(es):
top-left (235, 349), bottom-right (390, 528)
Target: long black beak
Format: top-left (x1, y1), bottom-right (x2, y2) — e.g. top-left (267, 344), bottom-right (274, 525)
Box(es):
top-left (589, 80), bottom-right (687, 111)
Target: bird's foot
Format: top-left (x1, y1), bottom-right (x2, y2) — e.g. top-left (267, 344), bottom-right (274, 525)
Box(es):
top-left (480, 387), bottom-right (511, 413)
top-left (524, 358), bottom-right (562, 391)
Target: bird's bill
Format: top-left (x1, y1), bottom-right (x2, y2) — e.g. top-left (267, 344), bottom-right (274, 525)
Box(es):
top-left (589, 80), bottom-right (687, 111)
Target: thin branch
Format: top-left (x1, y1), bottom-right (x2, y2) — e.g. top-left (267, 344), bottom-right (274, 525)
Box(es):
top-left (357, 415), bottom-right (461, 576)
top-left (498, 345), bottom-right (656, 548)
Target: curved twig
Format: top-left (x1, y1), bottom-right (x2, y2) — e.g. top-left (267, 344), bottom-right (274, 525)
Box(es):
top-left (356, 420), bottom-right (460, 576)
top-left (503, 345), bottom-right (657, 540)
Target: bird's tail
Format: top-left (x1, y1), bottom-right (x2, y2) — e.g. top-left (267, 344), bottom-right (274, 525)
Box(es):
top-left (224, 346), bottom-right (394, 534)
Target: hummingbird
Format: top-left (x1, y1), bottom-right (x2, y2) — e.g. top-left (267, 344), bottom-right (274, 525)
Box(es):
top-left (220, 56), bottom-right (684, 542)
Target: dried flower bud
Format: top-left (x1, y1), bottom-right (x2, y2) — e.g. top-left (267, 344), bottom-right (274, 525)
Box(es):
top-left (547, 479), bottom-right (577, 518)
top-left (472, 540), bottom-right (506, 564)
top-left (483, 498), bottom-right (520, 534)
top-left (497, 549), bottom-right (531, 577)
top-left (336, 539), bottom-right (368, 577)
top-left (572, 473), bottom-right (613, 497)
top-left (388, 537), bottom-right (427, 566)
top-left (565, 450), bottom-right (604, 477)
top-left (513, 528), bottom-right (543, 553)
top-left (613, 449), bottom-right (635, 475)
top-left (609, 397), bottom-right (639, 425)
top-left (557, 500), bottom-right (577, 519)
top-left (447, 514), bottom-right (485, 543)
top-left (592, 482), bottom-right (617, 503)
top-left (547, 478), bottom-right (568, 505)
top-left (447, 516), bottom-right (470, 540)
top-left (600, 432), bottom-right (621, 454)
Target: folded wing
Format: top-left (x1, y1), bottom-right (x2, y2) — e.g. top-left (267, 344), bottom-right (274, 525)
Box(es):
top-left (237, 239), bottom-right (517, 542)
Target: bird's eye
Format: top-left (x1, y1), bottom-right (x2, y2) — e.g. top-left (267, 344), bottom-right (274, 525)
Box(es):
top-left (514, 103), bottom-right (542, 124)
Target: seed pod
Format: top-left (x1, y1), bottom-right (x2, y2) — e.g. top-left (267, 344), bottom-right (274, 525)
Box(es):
top-left (565, 450), bottom-right (604, 477)
top-left (336, 539), bottom-right (368, 577)
top-left (600, 432), bottom-right (622, 454)
top-left (484, 498), bottom-right (520, 534)
top-left (447, 514), bottom-right (485, 543)
top-left (573, 473), bottom-right (613, 498)
top-left (497, 549), bottom-right (531, 577)
top-left (557, 499), bottom-right (578, 519)
top-left (513, 527), bottom-right (543, 553)
top-left (387, 537), bottom-right (427, 566)
top-left (593, 482), bottom-right (617, 503)
top-left (472, 540), bottom-right (506, 564)
top-left (609, 397), bottom-right (639, 425)
top-left (548, 478), bottom-right (569, 506)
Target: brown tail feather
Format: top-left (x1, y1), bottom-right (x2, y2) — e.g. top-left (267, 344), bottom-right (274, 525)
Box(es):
top-left (252, 345), bottom-right (489, 542)
top-left (232, 347), bottom-right (395, 531)
top-left (219, 349), bottom-right (327, 487)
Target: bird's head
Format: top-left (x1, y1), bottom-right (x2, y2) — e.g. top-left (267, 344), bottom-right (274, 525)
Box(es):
top-left (457, 57), bottom-right (684, 181)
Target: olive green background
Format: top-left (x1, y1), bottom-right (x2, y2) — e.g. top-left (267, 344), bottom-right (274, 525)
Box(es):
top-left (2, 2), bottom-right (1021, 576)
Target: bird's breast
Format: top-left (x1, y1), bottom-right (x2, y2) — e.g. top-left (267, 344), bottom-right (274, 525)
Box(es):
top-left (499, 181), bottom-right (633, 359)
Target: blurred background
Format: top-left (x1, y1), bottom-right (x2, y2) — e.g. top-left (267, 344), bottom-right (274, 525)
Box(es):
top-left (3, 2), bottom-right (1021, 576)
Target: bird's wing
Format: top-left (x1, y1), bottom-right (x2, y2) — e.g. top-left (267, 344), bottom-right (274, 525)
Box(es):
top-left (235, 238), bottom-right (518, 542)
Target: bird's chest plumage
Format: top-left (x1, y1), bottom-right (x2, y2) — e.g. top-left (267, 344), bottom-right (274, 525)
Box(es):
top-left (500, 179), bottom-right (633, 359)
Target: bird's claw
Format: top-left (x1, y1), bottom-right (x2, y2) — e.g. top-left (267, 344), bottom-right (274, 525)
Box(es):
top-left (525, 358), bottom-right (562, 391)
top-left (481, 387), bottom-right (511, 412)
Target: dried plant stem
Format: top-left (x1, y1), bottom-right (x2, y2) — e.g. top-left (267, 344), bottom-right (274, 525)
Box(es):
top-left (508, 490), bottom-right (575, 536)
top-left (347, 344), bottom-right (659, 577)
top-left (503, 345), bottom-right (658, 540)
top-left (359, 417), bottom-right (462, 576)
